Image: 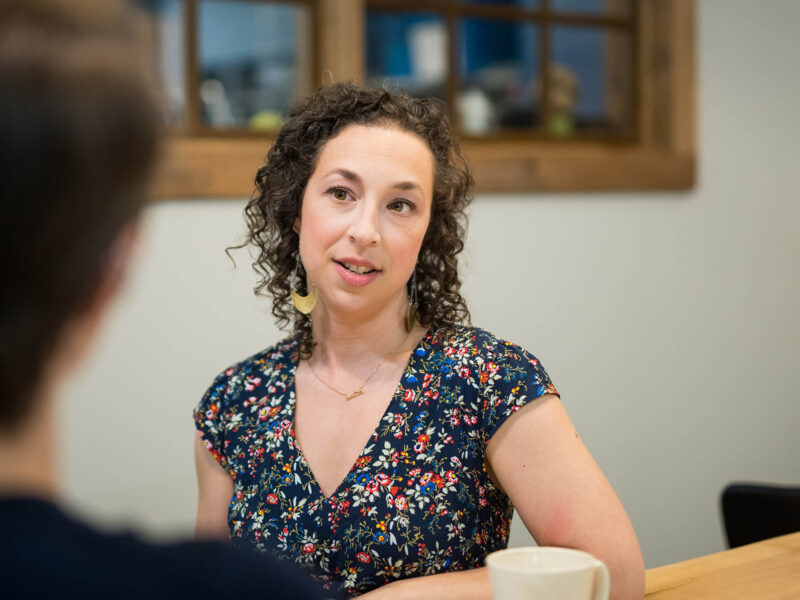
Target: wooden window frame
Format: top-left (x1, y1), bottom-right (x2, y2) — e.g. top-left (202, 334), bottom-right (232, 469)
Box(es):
top-left (152, 0), bottom-right (695, 199)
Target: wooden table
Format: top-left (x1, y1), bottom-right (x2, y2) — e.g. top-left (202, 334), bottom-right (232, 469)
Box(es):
top-left (645, 532), bottom-right (800, 599)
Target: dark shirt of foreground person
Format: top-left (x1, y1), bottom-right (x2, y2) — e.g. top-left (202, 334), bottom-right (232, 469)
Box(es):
top-left (0, 497), bottom-right (325, 599)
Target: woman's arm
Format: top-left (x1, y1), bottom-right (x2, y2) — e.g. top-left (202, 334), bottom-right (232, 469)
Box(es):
top-left (362, 394), bottom-right (643, 600)
top-left (358, 566), bottom-right (491, 599)
top-left (486, 394), bottom-right (645, 600)
top-left (194, 431), bottom-right (234, 540)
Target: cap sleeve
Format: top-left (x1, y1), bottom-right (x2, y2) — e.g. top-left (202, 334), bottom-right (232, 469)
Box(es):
top-left (480, 341), bottom-right (559, 443)
top-left (193, 368), bottom-right (234, 472)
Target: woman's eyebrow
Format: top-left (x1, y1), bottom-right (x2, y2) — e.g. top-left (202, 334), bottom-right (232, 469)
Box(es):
top-left (325, 168), bottom-right (361, 183)
top-left (392, 181), bottom-right (423, 192)
top-left (324, 168), bottom-right (423, 193)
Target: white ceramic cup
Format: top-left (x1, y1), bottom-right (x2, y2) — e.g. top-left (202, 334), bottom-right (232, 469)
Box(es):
top-left (485, 546), bottom-right (610, 600)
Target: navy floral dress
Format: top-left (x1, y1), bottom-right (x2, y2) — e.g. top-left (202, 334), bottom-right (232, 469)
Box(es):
top-left (195, 327), bottom-right (558, 597)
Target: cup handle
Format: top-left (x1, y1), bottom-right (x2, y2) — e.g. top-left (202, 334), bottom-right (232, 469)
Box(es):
top-left (592, 560), bottom-right (610, 600)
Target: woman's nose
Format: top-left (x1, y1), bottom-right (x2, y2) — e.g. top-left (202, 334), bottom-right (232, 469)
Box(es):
top-left (347, 201), bottom-right (381, 247)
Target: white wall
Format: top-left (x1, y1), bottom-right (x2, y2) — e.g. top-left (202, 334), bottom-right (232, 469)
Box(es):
top-left (62, 0), bottom-right (800, 569)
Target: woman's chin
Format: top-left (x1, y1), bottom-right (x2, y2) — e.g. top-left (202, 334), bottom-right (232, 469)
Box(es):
top-left (315, 292), bottom-right (404, 325)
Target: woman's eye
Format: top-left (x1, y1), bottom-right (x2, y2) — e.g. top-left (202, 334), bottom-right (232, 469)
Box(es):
top-left (389, 200), bottom-right (412, 213)
top-left (331, 188), bottom-right (349, 201)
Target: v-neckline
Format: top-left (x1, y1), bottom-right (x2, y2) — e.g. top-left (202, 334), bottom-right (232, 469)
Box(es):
top-left (287, 329), bottom-right (433, 501)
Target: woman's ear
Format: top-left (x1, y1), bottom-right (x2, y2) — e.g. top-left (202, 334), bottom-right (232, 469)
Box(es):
top-left (293, 217), bottom-right (301, 235)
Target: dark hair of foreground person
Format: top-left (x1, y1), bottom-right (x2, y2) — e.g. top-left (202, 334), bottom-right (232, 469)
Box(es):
top-left (0, 1), bottom-right (327, 598)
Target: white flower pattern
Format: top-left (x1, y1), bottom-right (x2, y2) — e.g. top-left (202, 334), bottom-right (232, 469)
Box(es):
top-left (195, 327), bottom-right (557, 597)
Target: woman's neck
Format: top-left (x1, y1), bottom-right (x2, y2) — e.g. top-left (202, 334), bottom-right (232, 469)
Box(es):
top-left (309, 295), bottom-right (413, 369)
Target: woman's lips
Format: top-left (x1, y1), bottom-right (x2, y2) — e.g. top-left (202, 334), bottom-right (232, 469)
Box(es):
top-left (334, 260), bottom-right (380, 287)
top-left (336, 256), bottom-right (378, 271)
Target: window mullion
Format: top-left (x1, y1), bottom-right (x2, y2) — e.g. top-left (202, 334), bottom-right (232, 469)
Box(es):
top-left (446, 10), bottom-right (459, 133)
top-left (317, 0), bottom-right (365, 84)
top-left (184, 0), bottom-right (200, 132)
top-left (539, 0), bottom-right (551, 136)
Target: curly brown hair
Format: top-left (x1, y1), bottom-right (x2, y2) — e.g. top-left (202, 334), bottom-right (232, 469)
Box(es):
top-left (239, 83), bottom-right (474, 357)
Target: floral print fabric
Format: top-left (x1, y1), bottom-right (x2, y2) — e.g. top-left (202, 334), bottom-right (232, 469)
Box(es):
top-left (195, 327), bottom-right (557, 597)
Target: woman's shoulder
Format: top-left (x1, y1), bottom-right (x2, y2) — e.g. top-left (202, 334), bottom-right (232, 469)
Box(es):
top-left (203, 336), bottom-right (298, 400)
top-left (432, 325), bottom-right (557, 392)
top-left (430, 327), bottom-right (558, 438)
top-left (433, 325), bottom-right (543, 365)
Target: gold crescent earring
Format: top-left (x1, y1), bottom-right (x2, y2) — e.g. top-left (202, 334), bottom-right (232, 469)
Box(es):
top-left (290, 253), bottom-right (317, 314)
top-left (291, 286), bottom-right (317, 314)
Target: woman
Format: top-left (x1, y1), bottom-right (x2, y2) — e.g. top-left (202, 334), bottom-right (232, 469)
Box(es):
top-left (194, 83), bottom-right (644, 599)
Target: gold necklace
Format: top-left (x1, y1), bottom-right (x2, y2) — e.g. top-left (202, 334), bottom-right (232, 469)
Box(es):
top-left (306, 329), bottom-right (413, 401)
top-left (307, 358), bottom-right (383, 401)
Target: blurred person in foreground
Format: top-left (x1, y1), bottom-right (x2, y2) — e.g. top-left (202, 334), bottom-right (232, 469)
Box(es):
top-left (0, 0), bottom-right (326, 597)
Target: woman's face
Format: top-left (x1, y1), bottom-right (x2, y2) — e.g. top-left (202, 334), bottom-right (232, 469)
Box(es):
top-left (296, 124), bottom-right (434, 321)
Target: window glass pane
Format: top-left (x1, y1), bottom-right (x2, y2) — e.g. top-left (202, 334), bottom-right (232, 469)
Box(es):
top-left (458, 19), bottom-right (540, 133)
top-left (132, 0), bottom-right (186, 127)
top-left (550, 0), bottom-right (631, 18)
top-left (461, 0), bottom-right (539, 8)
top-left (550, 25), bottom-right (632, 136)
top-left (365, 11), bottom-right (447, 102)
top-left (198, 1), bottom-right (312, 130)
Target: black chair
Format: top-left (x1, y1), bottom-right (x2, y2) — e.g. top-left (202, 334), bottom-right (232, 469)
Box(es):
top-left (721, 483), bottom-right (800, 548)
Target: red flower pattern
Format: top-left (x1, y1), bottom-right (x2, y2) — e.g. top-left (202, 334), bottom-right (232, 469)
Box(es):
top-left (195, 327), bottom-right (557, 598)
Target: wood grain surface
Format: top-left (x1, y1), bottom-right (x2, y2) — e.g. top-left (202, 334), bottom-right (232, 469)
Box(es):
top-left (645, 532), bottom-right (800, 599)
